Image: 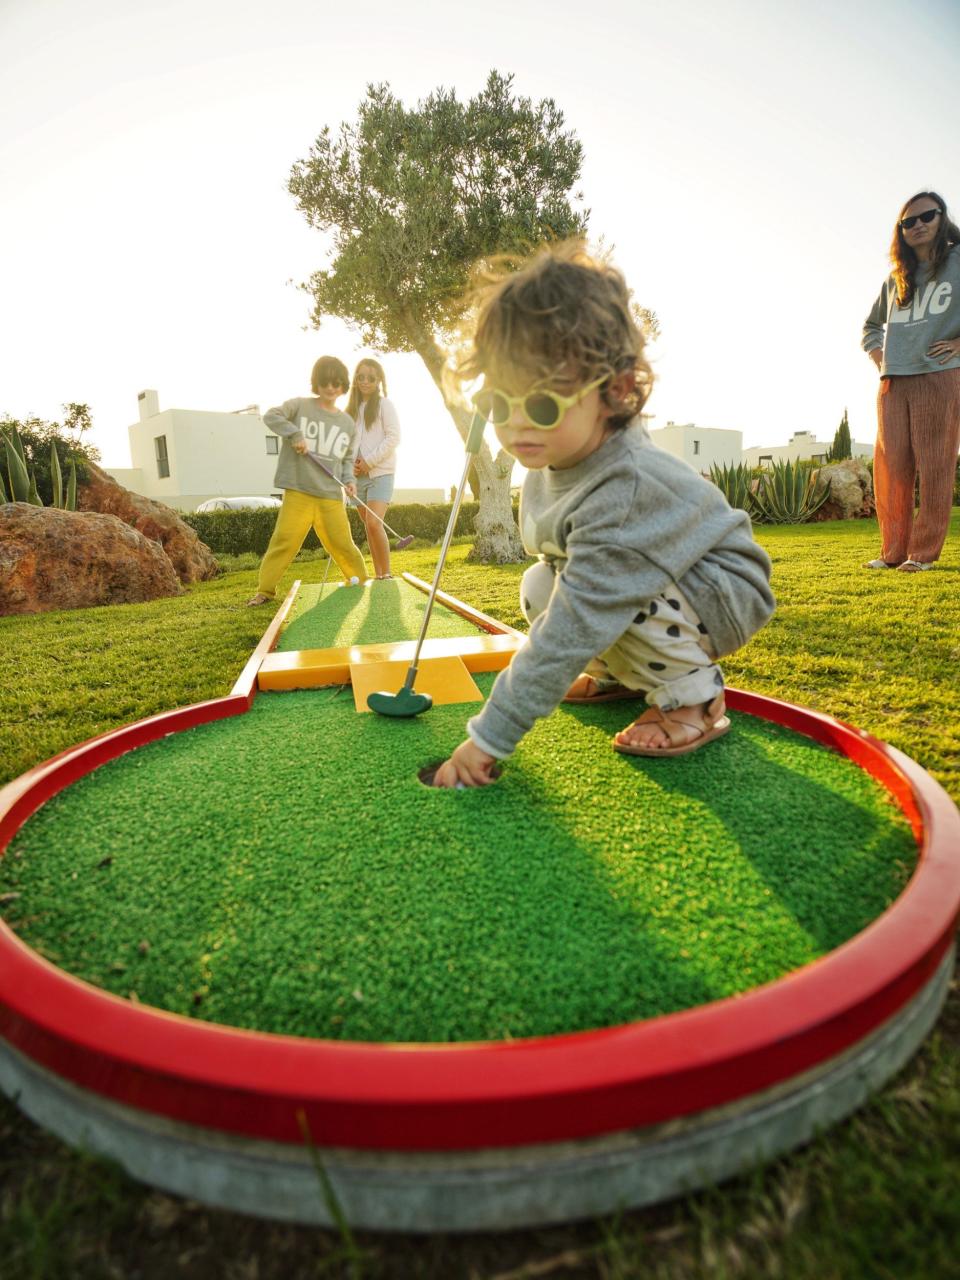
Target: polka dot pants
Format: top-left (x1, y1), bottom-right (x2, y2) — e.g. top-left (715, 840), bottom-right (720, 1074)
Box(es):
top-left (520, 559), bottom-right (725, 712)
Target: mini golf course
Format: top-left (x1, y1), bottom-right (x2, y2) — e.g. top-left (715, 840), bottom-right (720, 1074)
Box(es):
top-left (1, 574), bottom-right (958, 1231)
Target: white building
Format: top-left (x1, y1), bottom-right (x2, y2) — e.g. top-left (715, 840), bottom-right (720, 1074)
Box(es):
top-left (646, 420), bottom-right (743, 475)
top-left (103, 391), bottom-right (444, 510)
top-left (742, 429), bottom-right (874, 469)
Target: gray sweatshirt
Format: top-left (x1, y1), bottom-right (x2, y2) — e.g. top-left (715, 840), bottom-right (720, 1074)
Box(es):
top-left (263, 397), bottom-right (359, 498)
top-left (467, 423), bottom-right (774, 759)
top-left (862, 245), bottom-right (960, 376)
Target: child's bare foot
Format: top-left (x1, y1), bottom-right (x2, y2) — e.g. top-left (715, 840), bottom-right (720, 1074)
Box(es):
top-left (613, 696), bottom-right (729, 757)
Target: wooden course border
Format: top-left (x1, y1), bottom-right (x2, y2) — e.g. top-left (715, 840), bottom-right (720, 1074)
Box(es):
top-left (0, 583), bottom-right (958, 1152)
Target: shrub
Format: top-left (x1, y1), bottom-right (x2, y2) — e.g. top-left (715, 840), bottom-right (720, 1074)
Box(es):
top-left (180, 500), bottom-right (518, 556)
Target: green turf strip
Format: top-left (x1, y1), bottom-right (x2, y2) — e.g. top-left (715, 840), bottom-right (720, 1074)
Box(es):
top-left (2, 585), bottom-right (917, 1044)
top-left (276, 579), bottom-right (479, 651)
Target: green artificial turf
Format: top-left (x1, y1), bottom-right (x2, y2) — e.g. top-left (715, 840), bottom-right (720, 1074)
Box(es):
top-left (276, 579), bottom-right (480, 651)
top-left (2, 581), bottom-right (916, 1043)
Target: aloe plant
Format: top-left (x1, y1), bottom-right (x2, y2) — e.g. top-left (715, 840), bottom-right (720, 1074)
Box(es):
top-left (2, 424), bottom-right (78, 510)
top-left (3, 429), bottom-right (31, 502)
top-left (50, 440), bottom-right (63, 509)
top-left (709, 461), bottom-right (756, 515)
top-left (752, 460), bottom-right (829, 524)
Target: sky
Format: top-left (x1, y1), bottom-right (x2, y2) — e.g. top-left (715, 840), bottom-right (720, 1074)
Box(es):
top-left (1, 0), bottom-right (958, 494)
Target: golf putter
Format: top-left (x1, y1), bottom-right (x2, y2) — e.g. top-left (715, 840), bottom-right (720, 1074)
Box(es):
top-left (305, 452), bottom-right (414, 549)
top-left (367, 413), bottom-right (487, 717)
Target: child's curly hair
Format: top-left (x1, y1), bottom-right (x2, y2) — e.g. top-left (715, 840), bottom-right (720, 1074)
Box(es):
top-left (452, 241), bottom-right (653, 429)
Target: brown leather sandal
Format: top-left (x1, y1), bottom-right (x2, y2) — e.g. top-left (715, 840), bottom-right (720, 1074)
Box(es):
top-left (613, 695), bottom-right (730, 757)
top-left (562, 674), bottom-right (641, 704)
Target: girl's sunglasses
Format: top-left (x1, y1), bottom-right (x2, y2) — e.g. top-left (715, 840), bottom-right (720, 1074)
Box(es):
top-left (471, 374), bottom-right (607, 430)
top-left (900, 208), bottom-right (941, 230)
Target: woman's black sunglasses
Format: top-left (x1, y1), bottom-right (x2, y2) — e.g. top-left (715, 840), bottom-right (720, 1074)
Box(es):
top-left (900, 208), bottom-right (941, 230)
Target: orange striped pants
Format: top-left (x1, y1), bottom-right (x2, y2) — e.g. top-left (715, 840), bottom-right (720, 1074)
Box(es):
top-left (874, 368), bottom-right (960, 565)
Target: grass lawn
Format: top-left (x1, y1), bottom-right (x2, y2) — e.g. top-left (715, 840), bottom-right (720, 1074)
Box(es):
top-left (1, 513), bottom-right (959, 1279)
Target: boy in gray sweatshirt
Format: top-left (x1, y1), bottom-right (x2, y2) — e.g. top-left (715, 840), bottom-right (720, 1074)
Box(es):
top-left (246, 356), bottom-right (367, 605)
top-left (432, 243), bottom-right (774, 788)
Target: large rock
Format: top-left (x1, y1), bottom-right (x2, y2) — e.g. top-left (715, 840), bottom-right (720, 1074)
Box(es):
top-left (77, 463), bottom-right (218, 583)
top-left (811, 458), bottom-right (875, 521)
top-left (0, 503), bottom-right (182, 615)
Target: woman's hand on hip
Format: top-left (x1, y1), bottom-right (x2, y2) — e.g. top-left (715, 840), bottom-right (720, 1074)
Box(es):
top-left (928, 338), bottom-right (960, 365)
top-left (869, 349), bottom-right (883, 370)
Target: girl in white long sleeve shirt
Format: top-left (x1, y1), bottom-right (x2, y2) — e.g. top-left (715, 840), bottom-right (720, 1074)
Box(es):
top-left (346, 359), bottom-right (401, 577)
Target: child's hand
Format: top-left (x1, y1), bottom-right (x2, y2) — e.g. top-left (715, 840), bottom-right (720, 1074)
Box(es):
top-left (433, 740), bottom-right (499, 788)
top-left (344, 482), bottom-right (358, 498)
top-left (293, 438), bottom-right (309, 455)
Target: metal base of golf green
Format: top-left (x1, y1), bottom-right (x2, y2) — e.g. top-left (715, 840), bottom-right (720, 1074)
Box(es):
top-left (1, 945), bottom-right (951, 1232)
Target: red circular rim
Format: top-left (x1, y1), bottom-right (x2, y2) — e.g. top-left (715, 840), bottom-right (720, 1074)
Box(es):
top-left (1, 685), bottom-right (957, 1151)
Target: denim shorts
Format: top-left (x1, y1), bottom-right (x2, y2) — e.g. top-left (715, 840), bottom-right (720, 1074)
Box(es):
top-left (352, 472), bottom-right (395, 505)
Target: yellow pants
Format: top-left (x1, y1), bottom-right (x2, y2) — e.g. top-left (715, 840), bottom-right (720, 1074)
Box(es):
top-left (257, 488), bottom-right (367, 597)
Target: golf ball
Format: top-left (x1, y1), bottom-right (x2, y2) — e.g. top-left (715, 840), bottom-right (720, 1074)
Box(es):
top-left (349, 576), bottom-right (360, 585)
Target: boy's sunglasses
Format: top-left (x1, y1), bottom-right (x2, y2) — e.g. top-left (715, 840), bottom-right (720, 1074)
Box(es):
top-left (471, 374), bottom-right (607, 430)
top-left (900, 208), bottom-right (941, 230)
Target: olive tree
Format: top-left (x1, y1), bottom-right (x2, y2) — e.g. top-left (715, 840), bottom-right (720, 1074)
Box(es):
top-left (288, 71), bottom-right (589, 562)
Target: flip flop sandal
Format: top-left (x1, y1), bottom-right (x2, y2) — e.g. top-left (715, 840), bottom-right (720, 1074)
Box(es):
top-left (613, 698), bottom-right (730, 757)
top-left (896, 560), bottom-right (933, 572)
top-left (245, 593), bottom-right (274, 607)
top-left (563, 674), bottom-right (641, 704)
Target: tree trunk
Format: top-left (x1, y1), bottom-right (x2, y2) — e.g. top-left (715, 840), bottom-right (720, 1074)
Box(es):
top-left (405, 319), bottom-right (526, 563)
top-left (466, 443), bottom-right (526, 564)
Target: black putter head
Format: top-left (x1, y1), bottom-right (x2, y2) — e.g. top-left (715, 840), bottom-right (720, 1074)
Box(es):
top-left (367, 687), bottom-right (433, 717)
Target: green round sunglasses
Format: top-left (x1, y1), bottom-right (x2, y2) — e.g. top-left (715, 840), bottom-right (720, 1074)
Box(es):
top-left (471, 374), bottom-right (607, 430)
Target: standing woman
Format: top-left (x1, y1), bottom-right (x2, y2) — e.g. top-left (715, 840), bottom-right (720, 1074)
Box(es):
top-left (862, 190), bottom-right (960, 571)
top-left (346, 358), bottom-right (401, 579)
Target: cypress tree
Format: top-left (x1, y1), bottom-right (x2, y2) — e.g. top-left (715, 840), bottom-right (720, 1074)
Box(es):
top-left (829, 408), bottom-right (852, 462)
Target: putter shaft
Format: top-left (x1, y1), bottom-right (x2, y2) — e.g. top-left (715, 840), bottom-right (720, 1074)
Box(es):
top-left (305, 453), bottom-right (411, 543)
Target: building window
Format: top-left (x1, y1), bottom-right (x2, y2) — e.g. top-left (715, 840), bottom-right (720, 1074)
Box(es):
top-left (265, 436), bottom-right (279, 455)
top-left (759, 454), bottom-right (773, 467)
top-left (692, 440), bottom-right (700, 456)
top-left (154, 435), bottom-right (170, 479)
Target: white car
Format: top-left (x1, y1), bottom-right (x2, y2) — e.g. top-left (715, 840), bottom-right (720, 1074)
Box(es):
top-left (195, 496), bottom-right (282, 513)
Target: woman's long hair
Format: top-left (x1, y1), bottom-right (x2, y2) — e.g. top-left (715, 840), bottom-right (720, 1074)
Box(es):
top-left (889, 191), bottom-right (960, 307)
top-left (346, 359), bottom-right (387, 428)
